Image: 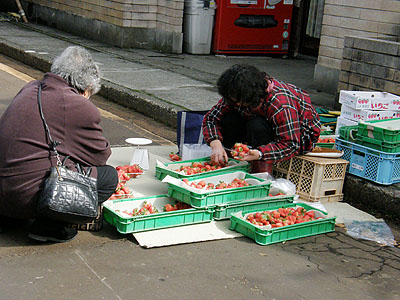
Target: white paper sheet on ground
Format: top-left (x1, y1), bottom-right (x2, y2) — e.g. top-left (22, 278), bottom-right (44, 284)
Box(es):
top-left (293, 200), bottom-right (379, 224)
top-left (323, 202), bottom-right (380, 224)
top-left (133, 220), bottom-right (242, 248)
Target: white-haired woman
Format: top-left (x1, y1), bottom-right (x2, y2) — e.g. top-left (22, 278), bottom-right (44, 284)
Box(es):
top-left (0, 46), bottom-right (118, 242)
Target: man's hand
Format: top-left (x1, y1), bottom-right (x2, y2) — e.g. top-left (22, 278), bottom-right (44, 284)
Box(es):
top-left (210, 140), bottom-right (228, 165)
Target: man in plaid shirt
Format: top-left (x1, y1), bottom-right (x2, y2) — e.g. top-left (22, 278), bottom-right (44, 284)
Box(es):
top-left (202, 64), bottom-right (321, 173)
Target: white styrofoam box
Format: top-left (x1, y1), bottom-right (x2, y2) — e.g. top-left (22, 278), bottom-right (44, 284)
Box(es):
top-left (339, 91), bottom-right (400, 111)
top-left (335, 116), bottom-right (358, 135)
top-left (340, 104), bottom-right (400, 122)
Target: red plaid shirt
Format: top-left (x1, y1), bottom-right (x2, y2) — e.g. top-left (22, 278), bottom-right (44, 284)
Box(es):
top-left (202, 79), bottom-right (321, 163)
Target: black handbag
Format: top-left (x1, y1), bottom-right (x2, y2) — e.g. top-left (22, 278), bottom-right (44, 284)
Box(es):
top-left (36, 83), bottom-right (99, 224)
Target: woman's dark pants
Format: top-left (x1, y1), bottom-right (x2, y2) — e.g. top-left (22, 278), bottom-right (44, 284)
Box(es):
top-left (220, 111), bottom-right (274, 149)
top-left (220, 111), bottom-right (275, 173)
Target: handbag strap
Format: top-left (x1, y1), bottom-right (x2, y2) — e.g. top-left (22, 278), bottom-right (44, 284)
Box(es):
top-left (37, 84), bottom-right (92, 176)
top-left (37, 82), bottom-right (62, 166)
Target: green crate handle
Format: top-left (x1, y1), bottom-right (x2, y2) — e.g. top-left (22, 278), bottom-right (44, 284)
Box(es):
top-left (255, 231), bottom-right (274, 238)
top-left (349, 129), bottom-right (357, 140)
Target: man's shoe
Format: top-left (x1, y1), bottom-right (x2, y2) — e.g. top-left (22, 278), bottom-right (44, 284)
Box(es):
top-left (28, 219), bottom-right (78, 243)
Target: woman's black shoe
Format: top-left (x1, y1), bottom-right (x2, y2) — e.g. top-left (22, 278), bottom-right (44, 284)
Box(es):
top-left (28, 219), bottom-right (78, 243)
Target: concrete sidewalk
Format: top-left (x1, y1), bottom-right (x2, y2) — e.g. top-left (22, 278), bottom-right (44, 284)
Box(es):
top-left (0, 20), bottom-right (337, 129)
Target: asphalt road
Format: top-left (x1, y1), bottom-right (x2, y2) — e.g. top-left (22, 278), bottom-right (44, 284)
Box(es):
top-left (1, 54), bottom-right (400, 300)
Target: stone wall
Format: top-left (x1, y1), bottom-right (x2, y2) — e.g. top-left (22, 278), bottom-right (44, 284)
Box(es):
top-left (24, 0), bottom-right (184, 53)
top-left (338, 36), bottom-right (400, 96)
top-left (313, 0), bottom-right (400, 94)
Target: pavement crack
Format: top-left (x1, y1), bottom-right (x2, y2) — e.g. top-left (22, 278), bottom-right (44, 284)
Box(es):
top-left (282, 230), bottom-right (400, 286)
top-left (75, 250), bottom-right (123, 300)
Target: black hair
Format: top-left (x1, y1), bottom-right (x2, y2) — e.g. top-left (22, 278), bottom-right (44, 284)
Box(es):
top-left (217, 64), bottom-right (269, 107)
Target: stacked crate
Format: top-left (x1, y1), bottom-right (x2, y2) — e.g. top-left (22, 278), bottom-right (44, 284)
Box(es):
top-left (335, 91), bottom-right (400, 135)
top-left (336, 118), bottom-right (400, 185)
top-left (273, 155), bottom-right (349, 203)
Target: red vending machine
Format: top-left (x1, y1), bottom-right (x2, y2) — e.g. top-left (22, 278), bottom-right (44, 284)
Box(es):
top-left (212, 0), bottom-right (293, 54)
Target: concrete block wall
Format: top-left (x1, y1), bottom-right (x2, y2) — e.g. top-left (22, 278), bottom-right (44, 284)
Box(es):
top-left (313, 0), bottom-right (400, 94)
top-left (24, 0), bottom-right (184, 53)
top-left (338, 36), bottom-right (400, 96)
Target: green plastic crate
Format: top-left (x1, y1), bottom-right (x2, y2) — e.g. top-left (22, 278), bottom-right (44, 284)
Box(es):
top-left (357, 119), bottom-right (400, 142)
top-left (316, 142), bottom-right (335, 149)
top-left (167, 171), bottom-right (271, 208)
top-left (155, 157), bottom-right (250, 181)
top-left (229, 203), bottom-right (336, 245)
top-left (213, 195), bottom-right (294, 220)
top-left (103, 195), bottom-right (213, 234)
top-left (338, 125), bottom-right (358, 143)
top-left (317, 135), bottom-right (337, 149)
top-left (320, 129), bottom-right (334, 135)
top-left (355, 134), bottom-right (400, 153)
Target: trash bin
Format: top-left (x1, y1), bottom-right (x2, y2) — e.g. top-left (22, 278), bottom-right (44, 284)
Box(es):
top-left (183, 0), bottom-right (216, 54)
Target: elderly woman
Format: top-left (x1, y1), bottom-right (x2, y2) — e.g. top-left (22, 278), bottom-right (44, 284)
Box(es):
top-left (0, 46), bottom-right (118, 242)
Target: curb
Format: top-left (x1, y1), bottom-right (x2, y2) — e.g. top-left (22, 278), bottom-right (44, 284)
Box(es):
top-left (100, 80), bottom-right (180, 128)
top-left (343, 174), bottom-right (400, 220)
top-left (0, 39), bottom-right (51, 72)
top-left (0, 39), bottom-right (182, 128)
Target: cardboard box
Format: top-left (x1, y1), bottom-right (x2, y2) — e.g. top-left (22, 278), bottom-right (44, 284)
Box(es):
top-left (340, 104), bottom-right (400, 122)
top-left (335, 116), bottom-right (358, 135)
top-left (339, 91), bottom-right (400, 111)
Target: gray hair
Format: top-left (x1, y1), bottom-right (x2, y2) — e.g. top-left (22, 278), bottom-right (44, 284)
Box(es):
top-left (51, 46), bottom-right (101, 96)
